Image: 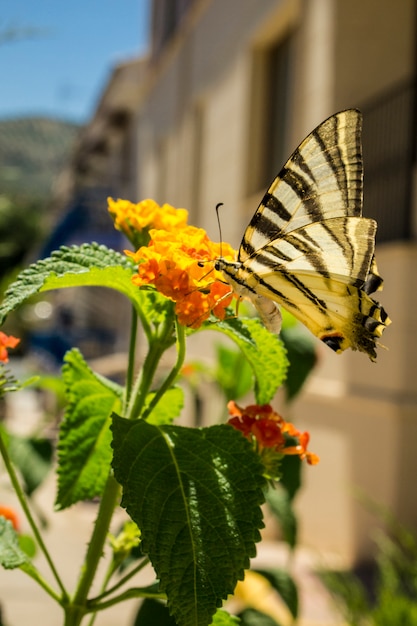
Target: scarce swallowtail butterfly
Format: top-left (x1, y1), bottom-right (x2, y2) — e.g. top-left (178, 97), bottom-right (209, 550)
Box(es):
top-left (215, 109), bottom-right (391, 361)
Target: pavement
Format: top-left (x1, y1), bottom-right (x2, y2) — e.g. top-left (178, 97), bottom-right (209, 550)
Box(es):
top-left (0, 378), bottom-right (345, 626)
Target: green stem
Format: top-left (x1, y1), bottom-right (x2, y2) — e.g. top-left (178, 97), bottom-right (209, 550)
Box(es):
top-left (127, 317), bottom-right (175, 420)
top-left (71, 474), bottom-right (120, 612)
top-left (125, 305), bottom-right (138, 407)
top-left (20, 563), bottom-right (63, 604)
top-left (84, 560), bottom-right (115, 626)
top-left (142, 320), bottom-right (186, 420)
top-left (89, 557), bottom-right (150, 605)
top-left (87, 587), bottom-right (166, 613)
top-left (126, 343), bottom-right (165, 419)
top-left (0, 430), bottom-right (68, 600)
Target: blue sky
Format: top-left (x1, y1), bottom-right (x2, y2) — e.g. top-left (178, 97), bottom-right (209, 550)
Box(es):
top-left (0, 0), bottom-right (150, 123)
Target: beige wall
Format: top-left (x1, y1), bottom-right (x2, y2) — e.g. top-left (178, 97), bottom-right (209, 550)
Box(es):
top-left (134, 0), bottom-right (299, 244)
top-left (292, 241), bottom-right (417, 560)
top-left (334, 0), bottom-right (415, 107)
top-left (132, 0), bottom-right (417, 562)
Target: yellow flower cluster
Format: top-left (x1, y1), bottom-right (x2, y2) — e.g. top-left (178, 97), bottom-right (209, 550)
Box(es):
top-left (109, 198), bottom-right (237, 328)
top-left (108, 198), bottom-right (188, 248)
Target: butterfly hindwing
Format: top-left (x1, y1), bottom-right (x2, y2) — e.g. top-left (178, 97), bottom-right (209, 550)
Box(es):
top-left (248, 216), bottom-right (376, 287)
top-left (216, 109), bottom-right (391, 360)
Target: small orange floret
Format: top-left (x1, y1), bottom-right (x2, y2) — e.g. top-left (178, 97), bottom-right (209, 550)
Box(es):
top-left (0, 332), bottom-right (20, 363)
top-left (227, 400), bottom-right (319, 464)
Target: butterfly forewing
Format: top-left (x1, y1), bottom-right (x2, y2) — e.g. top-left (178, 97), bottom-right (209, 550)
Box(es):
top-left (240, 109), bottom-right (363, 263)
top-left (218, 109), bottom-right (390, 360)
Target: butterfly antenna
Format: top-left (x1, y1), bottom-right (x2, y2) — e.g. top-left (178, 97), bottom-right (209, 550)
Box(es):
top-left (215, 202), bottom-right (224, 257)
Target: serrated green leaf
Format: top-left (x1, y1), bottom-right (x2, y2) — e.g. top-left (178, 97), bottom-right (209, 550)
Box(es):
top-left (203, 317), bottom-right (288, 405)
top-left (134, 600), bottom-right (240, 626)
top-left (255, 568), bottom-right (298, 619)
top-left (0, 243), bottom-right (136, 324)
top-left (0, 517), bottom-right (29, 569)
top-left (138, 287), bottom-right (177, 329)
top-left (111, 417), bottom-right (266, 626)
top-left (56, 348), bottom-right (123, 509)
top-left (146, 387), bottom-right (184, 425)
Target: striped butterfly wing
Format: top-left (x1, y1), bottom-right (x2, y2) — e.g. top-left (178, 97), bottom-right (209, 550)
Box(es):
top-left (240, 109), bottom-right (363, 262)
top-left (219, 109), bottom-right (390, 360)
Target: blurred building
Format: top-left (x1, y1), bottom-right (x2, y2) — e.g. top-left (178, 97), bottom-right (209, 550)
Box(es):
top-left (55, 0), bottom-right (417, 563)
top-left (34, 59), bottom-right (148, 367)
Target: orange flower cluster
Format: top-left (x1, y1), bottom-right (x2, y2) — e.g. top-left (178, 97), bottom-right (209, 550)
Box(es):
top-left (0, 332), bottom-right (20, 364)
top-left (108, 198), bottom-right (189, 248)
top-left (227, 401), bottom-right (319, 465)
top-left (120, 199), bottom-right (237, 328)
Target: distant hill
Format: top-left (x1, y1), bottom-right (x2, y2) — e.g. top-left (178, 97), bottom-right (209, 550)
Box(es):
top-left (0, 117), bottom-right (81, 200)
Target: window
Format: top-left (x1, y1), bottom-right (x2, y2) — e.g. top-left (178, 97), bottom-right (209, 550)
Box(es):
top-left (361, 81), bottom-right (415, 242)
top-left (248, 32), bottom-right (294, 195)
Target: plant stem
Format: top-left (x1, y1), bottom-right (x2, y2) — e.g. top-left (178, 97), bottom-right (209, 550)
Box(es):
top-left (0, 430), bottom-right (68, 600)
top-left (71, 474), bottom-right (120, 615)
top-left (126, 342), bottom-right (164, 419)
top-left (87, 586), bottom-right (166, 613)
top-left (126, 317), bottom-right (175, 420)
top-left (89, 557), bottom-right (150, 604)
top-left (86, 558), bottom-right (151, 626)
top-left (142, 319), bottom-right (186, 420)
top-left (125, 305), bottom-right (138, 407)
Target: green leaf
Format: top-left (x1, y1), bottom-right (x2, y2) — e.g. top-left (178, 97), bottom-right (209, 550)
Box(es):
top-left (137, 287), bottom-right (177, 329)
top-left (146, 387), bottom-right (184, 425)
top-left (211, 609), bottom-right (241, 625)
top-left (0, 363), bottom-right (20, 397)
top-left (255, 568), bottom-right (298, 619)
top-left (0, 243), bottom-right (136, 324)
top-left (8, 435), bottom-right (53, 495)
top-left (133, 598), bottom-right (177, 626)
top-left (265, 488), bottom-right (297, 550)
top-left (0, 517), bottom-right (29, 569)
top-left (213, 344), bottom-right (253, 402)
top-left (203, 317), bottom-right (288, 405)
top-left (133, 601), bottom-right (239, 626)
top-left (279, 455), bottom-right (302, 501)
top-left (280, 326), bottom-right (317, 401)
top-left (18, 534), bottom-right (37, 559)
top-left (111, 417), bottom-right (266, 626)
top-left (55, 348), bottom-right (122, 509)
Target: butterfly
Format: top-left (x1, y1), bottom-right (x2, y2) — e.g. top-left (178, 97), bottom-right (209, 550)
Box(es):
top-left (215, 109), bottom-right (391, 361)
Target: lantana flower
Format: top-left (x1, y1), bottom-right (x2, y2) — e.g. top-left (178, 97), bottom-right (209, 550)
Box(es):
top-left (127, 222), bottom-right (237, 329)
top-left (227, 400), bottom-right (319, 465)
top-left (110, 197), bottom-right (237, 328)
top-left (108, 197), bottom-right (188, 248)
top-left (0, 332), bottom-right (20, 363)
